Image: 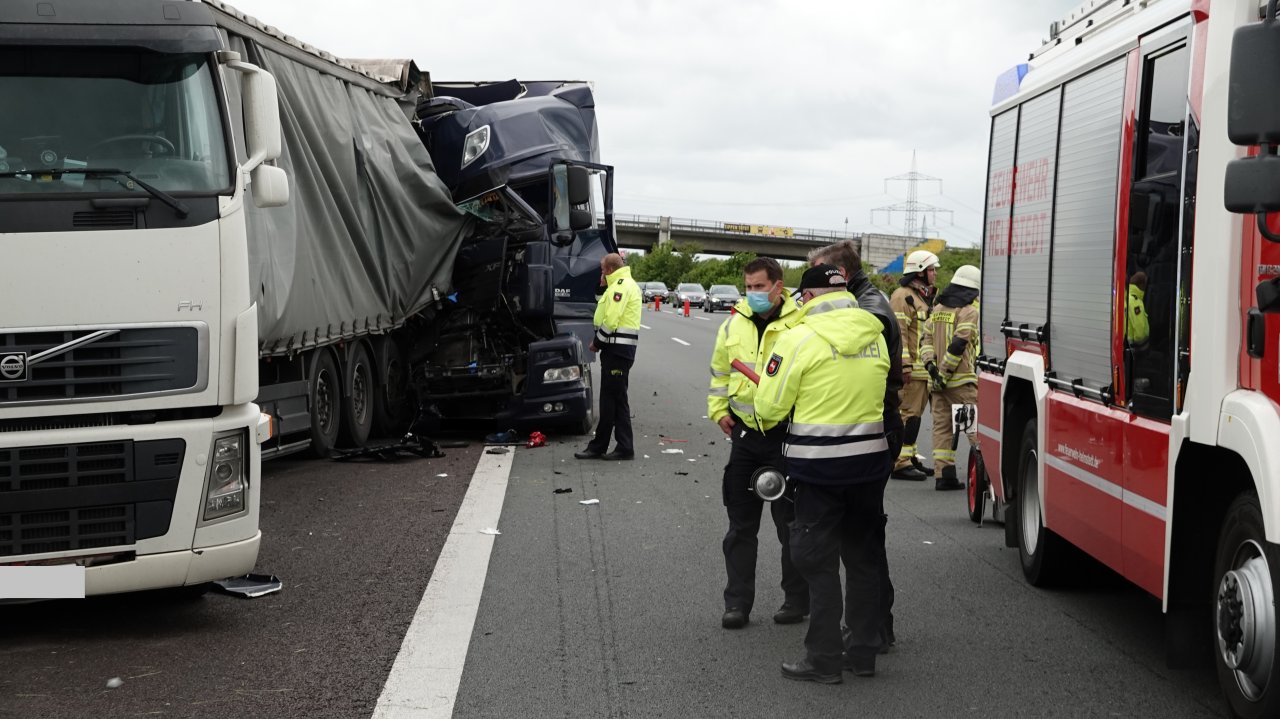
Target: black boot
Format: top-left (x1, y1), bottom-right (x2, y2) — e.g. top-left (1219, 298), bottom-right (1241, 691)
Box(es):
top-left (935, 466), bottom-right (963, 491)
top-left (912, 455), bottom-right (935, 477)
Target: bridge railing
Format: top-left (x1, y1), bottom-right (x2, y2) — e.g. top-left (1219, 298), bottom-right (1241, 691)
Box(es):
top-left (610, 213), bottom-right (859, 244)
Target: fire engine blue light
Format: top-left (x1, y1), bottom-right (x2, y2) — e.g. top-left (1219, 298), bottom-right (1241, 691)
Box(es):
top-left (992, 64), bottom-right (1030, 105)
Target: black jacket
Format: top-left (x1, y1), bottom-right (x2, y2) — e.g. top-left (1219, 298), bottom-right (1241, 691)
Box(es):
top-left (847, 270), bottom-right (905, 441)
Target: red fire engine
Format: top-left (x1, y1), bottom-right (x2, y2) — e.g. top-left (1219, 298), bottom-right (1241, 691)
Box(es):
top-left (970, 0), bottom-right (1280, 715)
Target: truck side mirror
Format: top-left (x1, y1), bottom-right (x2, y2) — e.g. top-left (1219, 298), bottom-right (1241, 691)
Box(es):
top-left (219, 52), bottom-right (283, 172)
top-left (251, 164), bottom-right (290, 208)
top-left (1224, 2), bottom-right (1280, 242)
top-left (567, 165), bottom-right (590, 205)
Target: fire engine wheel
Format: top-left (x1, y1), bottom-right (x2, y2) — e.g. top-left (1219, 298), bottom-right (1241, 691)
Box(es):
top-left (307, 349), bottom-right (342, 458)
top-left (339, 342), bottom-right (374, 448)
top-left (1016, 418), bottom-right (1066, 586)
top-left (967, 447), bottom-right (986, 524)
top-left (1213, 494), bottom-right (1280, 719)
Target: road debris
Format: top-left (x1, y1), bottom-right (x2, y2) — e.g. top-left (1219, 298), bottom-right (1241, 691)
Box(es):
top-left (106, 678), bottom-right (123, 689)
top-left (661, 449), bottom-right (684, 455)
top-left (526, 431), bottom-right (547, 448)
top-left (479, 528), bottom-right (502, 535)
top-left (579, 498), bottom-right (600, 506)
top-left (212, 574), bottom-right (283, 598)
top-left (674, 471), bottom-right (689, 476)
top-left (554, 488), bottom-right (573, 494)
top-left (485, 447), bottom-right (510, 454)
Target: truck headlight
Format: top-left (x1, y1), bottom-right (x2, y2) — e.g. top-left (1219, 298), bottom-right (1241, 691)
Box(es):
top-left (543, 366), bottom-right (582, 383)
top-left (204, 430), bottom-right (247, 521)
top-left (461, 125), bottom-right (491, 169)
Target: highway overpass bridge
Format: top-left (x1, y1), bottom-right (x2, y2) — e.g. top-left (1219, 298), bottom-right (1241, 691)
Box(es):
top-left (612, 214), bottom-right (936, 269)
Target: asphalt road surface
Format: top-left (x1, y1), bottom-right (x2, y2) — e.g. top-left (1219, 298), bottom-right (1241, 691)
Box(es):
top-left (1, 300), bottom-right (1226, 718)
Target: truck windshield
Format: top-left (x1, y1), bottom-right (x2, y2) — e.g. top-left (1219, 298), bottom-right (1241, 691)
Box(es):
top-left (0, 47), bottom-right (230, 196)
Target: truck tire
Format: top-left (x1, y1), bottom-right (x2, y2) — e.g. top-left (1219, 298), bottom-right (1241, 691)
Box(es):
top-left (967, 447), bottom-right (987, 524)
top-left (308, 349), bottom-right (341, 458)
top-left (1015, 418), bottom-right (1066, 586)
top-left (372, 336), bottom-right (411, 437)
top-left (340, 342), bottom-right (373, 448)
top-left (1213, 493), bottom-right (1280, 719)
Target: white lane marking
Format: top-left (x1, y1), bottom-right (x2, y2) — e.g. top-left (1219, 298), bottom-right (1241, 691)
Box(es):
top-left (672, 337), bottom-right (691, 346)
top-left (694, 316), bottom-right (711, 322)
top-left (372, 449), bottom-right (514, 718)
top-left (640, 324), bottom-right (652, 330)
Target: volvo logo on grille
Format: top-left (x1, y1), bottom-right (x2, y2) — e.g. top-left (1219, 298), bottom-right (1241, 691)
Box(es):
top-left (0, 352), bottom-right (27, 382)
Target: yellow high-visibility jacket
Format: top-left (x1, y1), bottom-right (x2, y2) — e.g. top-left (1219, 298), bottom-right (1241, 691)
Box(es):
top-left (1126, 284), bottom-right (1150, 347)
top-left (593, 265), bottom-right (642, 360)
top-left (755, 292), bottom-right (892, 485)
top-left (707, 294), bottom-right (800, 432)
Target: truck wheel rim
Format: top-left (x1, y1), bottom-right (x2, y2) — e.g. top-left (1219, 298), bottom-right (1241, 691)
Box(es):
top-left (353, 364), bottom-right (369, 423)
top-left (316, 369), bottom-right (335, 432)
top-left (1020, 449), bottom-right (1040, 555)
top-left (1217, 540), bottom-right (1276, 702)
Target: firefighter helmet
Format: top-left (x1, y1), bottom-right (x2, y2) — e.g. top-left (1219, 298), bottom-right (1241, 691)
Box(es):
top-left (951, 264), bottom-right (981, 290)
top-left (904, 250), bottom-right (941, 274)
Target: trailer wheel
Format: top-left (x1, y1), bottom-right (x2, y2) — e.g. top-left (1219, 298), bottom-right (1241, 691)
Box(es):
top-left (1214, 494), bottom-right (1280, 719)
top-left (340, 342), bottom-right (374, 448)
top-left (967, 447), bottom-right (986, 524)
top-left (1016, 418), bottom-right (1066, 586)
top-left (372, 336), bottom-right (411, 437)
top-left (308, 349), bottom-right (341, 458)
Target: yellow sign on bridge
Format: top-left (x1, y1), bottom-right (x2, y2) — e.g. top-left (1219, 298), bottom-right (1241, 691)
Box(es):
top-left (724, 223), bottom-right (795, 238)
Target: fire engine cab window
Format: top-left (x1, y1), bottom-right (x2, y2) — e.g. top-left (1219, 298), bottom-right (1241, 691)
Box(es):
top-left (1125, 44), bottom-right (1189, 419)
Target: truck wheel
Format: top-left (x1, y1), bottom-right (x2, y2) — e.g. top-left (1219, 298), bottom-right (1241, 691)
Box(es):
top-left (967, 447), bottom-right (987, 524)
top-left (372, 336), bottom-right (411, 437)
top-left (1214, 494), bottom-right (1280, 719)
top-left (340, 342), bottom-right (374, 448)
top-left (575, 366), bottom-right (596, 435)
top-left (308, 349), bottom-right (341, 458)
top-left (1016, 418), bottom-right (1066, 586)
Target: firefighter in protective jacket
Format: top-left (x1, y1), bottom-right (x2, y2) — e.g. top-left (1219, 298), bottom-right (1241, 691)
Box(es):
top-left (575, 254), bottom-right (641, 460)
top-left (755, 264), bottom-right (892, 683)
top-left (707, 257), bottom-right (806, 629)
top-left (889, 249), bottom-right (940, 480)
top-left (919, 264), bottom-right (981, 491)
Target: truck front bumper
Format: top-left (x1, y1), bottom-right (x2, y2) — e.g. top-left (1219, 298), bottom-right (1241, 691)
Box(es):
top-left (86, 532), bottom-right (261, 596)
top-left (501, 383), bottom-right (591, 427)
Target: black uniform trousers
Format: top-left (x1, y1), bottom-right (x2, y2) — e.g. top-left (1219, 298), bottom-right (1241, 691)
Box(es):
top-left (587, 350), bottom-right (633, 454)
top-left (879, 432), bottom-right (900, 644)
top-left (790, 478), bottom-right (886, 673)
top-left (721, 418), bottom-right (807, 614)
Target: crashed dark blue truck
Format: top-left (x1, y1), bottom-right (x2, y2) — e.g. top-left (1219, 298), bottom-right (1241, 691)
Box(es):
top-left (410, 79), bottom-right (617, 435)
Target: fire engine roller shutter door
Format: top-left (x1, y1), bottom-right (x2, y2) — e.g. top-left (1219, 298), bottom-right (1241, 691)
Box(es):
top-left (1007, 88), bottom-right (1060, 333)
top-left (1049, 58), bottom-right (1126, 389)
top-left (981, 110), bottom-right (1016, 361)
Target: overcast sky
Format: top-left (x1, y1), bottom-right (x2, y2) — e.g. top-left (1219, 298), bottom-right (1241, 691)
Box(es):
top-left (228, 0), bottom-right (1083, 248)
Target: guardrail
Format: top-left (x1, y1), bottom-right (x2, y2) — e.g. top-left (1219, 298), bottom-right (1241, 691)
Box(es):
top-left (610, 213), bottom-right (860, 243)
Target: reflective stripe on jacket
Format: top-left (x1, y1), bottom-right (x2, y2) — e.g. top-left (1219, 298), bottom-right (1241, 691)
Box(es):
top-left (754, 292), bottom-right (891, 485)
top-left (707, 294), bottom-right (799, 432)
top-left (920, 300), bottom-right (980, 387)
top-left (593, 265), bottom-right (642, 360)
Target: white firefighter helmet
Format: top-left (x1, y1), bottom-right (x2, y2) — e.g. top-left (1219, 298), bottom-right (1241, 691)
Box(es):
top-left (951, 264), bottom-right (981, 290)
top-left (904, 250), bottom-right (941, 274)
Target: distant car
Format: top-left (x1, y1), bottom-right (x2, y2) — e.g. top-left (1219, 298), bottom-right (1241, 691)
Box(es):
top-left (671, 283), bottom-right (706, 310)
top-left (703, 284), bottom-right (741, 313)
top-left (640, 281), bottom-right (670, 304)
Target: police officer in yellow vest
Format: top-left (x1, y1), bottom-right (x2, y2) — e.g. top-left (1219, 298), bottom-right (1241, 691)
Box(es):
top-left (755, 264), bottom-right (892, 684)
top-left (889, 250), bottom-right (940, 481)
top-left (707, 257), bottom-right (807, 630)
top-left (920, 265), bottom-right (981, 490)
top-left (575, 253), bottom-right (641, 460)
top-left (1126, 271), bottom-right (1150, 348)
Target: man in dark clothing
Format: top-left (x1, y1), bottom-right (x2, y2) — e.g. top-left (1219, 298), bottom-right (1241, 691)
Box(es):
top-left (809, 240), bottom-right (902, 651)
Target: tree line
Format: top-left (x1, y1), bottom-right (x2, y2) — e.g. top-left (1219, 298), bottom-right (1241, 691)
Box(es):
top-left (626, 242), bottom-right (982, 296)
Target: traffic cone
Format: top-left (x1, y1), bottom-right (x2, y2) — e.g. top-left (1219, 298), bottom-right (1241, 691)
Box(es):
top-left (683, 299), bottom-right (690, 317)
